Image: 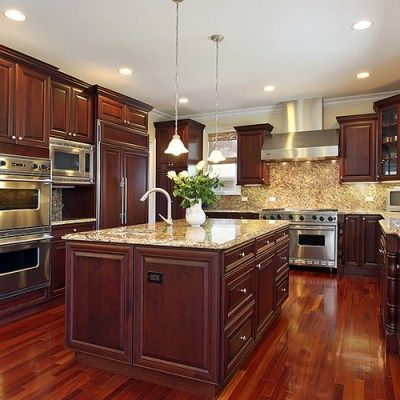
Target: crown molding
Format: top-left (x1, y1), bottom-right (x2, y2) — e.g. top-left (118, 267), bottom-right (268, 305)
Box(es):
top-left (149, 109), bottom-right (173, 120)
top-left (324, 90), bottom-right (400, 107)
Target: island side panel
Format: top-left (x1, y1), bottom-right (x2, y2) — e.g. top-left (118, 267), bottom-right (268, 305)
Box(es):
top-left (133, 246), bottom-right (220, 383)
top-left (65, 242), bottom-right (134, 364)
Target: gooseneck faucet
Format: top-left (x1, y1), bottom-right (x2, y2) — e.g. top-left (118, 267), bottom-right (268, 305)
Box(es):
top-left (140, 188), bottom-right (173, 226)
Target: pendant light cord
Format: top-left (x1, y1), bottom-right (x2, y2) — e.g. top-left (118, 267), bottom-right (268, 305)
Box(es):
top-left (214, 39), bottom-right (219, 149)
top-left (175, 1), bottom-right (179, 137)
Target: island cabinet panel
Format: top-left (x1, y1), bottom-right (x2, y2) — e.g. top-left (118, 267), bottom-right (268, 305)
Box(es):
top-left (134, 247), bottom-right (220, 382)
top-left (66, 243), bottom-right (133, 364)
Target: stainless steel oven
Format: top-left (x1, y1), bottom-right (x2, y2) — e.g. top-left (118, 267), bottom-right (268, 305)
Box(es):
top-left (0, 231), bottom-right (51, 300)
top-left (0, 154), bottom-right (51, 233)
top-left (50, 138), bottom-right (94, 185)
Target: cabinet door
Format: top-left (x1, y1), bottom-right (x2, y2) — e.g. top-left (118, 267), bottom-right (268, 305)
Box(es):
top-left (71, 88), bottom-right (93, 143)
top-left (360, 215), bottom-right (381, 270)
top-left (255, 252), bottom-right (275, 336)
top-left (98, 95), bottom-right (125, 124)
top-left (339, 117), bottom-right (377, 182)
top-left (125, 105), bottom-right (147, 131)
top-left (0, 58), bottom-right (15, 144)
top-left (50, 81), bottom-right (71, 139)
top-left (124, 149), bottom-right (148, 226)
top-left (344, 215), bottom-right (361, 267)
top-left (155, 124), bottom-right (188, 168)
top-left (99, 144), bottom-right (123, 229)
top-left (49, 240), bottom-right (66, 298)
top-left (16, 65), bottom-right (49, 148)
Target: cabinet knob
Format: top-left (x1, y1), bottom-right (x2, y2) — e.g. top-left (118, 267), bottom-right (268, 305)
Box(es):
top-left (239, 335), bottom-right (247, 341)
top-left (240, 288), bottom-right (247, 294)
top-left (73, 133), bottom-right (77, 137)
top-left (73, 228), bottom-right (77, 232)
top-left (256, 263), bottom-right (262, 270)
top-left (11, 135), bottom-right (16, 140)
top-left (68, 132), bottom-right (72, 136)
top-left (239, 252), bottom-right (245, 258)
top-left (280, 287), bottom-right (287, 293)
top-left (280, 256), bottom-right (287, 261)
top-left (265, 240), bottom-right (270, 245)
top-left (379, 249), bottom-right (384, 254)
top-left (18, 136), bottom-right (23, 141)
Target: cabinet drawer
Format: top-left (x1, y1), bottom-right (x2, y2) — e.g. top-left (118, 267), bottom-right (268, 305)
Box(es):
top-left (275, 276), bottom-right (289, 309)
top-left (125, 106), bottom-right (148, 131)
top-left (224, 305), bottom-right (255, 377)
top-left (224, 262), bottom-right (254, 323)
top-left (275, 228), bottom-right (289, 246)
top-left (275, 244), bottom-right (289, 280)
top-left (224, 242), bottom-right (255, 272)
top-left (52, 222), bottom-right (95, 240)
top-left (255, 232), bottom-right (275, 255)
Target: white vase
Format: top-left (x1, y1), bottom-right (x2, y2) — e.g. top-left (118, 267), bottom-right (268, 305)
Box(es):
top-left (185, 201), bottom-right (206, 227)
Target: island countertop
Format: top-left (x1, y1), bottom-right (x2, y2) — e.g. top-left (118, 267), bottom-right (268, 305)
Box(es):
top-left (63, 218), bottom-right (289, 250)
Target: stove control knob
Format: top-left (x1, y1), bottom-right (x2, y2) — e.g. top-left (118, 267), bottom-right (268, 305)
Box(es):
top-left (288, 215), bottom-right (294, 220)
top-left (299, 216), bottom-right (305, 221)
top-left (270, 216), bottom-right (276, 220)
top-left (0, 160), bottom-right (6, 167)
top-left (31, 163), bottom-right (38, 169)
top-left (328, 216), bottom-right (334, 222)
top-left (312, 215), bottom-right (317, 220)
top-left (40, 164), bottom-right (47, 170)
top-left (319, 216), bottom-right (325, 221)
top-left (263, 215), bottom-right (268, 220)
top-left (277, 214), bottom-right (282, 220)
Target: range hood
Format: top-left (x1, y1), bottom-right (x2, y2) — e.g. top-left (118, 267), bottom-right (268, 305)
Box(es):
top-left (261, 98), bottom-right (339, 162)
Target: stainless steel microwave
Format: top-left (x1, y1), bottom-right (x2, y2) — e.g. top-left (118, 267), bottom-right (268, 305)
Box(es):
top-left (386, 188), bottom-right (400, 212)
top-left (49, 138), bottom-right (94, 185)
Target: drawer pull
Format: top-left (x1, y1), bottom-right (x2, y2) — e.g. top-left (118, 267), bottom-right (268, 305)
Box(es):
top-left (264, 240), bottom-right (270, 245)
top-left (256, 263), bottom-right (262, 270)
top-left (280, 287), bottom-right (287, 293)
top-left (240, 288), bottom-right (247, 294)
top-left (11, 135), bottom-right (16, 139)
top-left (239, 252), bottom-right (246, 258)
top-left (18, 136), bottom-right (23, 141)
top-left (280, 256), bottom-right (287, 261)
top-left (239, 335), bottom-right (247, 341)
top-left (73, 228), bottom-right (77, 232)
top-left (379, 249), bottom-right (383, 254)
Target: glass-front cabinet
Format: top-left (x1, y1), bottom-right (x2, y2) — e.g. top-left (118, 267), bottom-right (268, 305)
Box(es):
top-left (374, 95), bottom-right (400, 181)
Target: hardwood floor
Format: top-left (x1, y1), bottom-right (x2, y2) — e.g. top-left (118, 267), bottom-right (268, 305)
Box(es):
top-left (0, 270), bottom-right (399, 400)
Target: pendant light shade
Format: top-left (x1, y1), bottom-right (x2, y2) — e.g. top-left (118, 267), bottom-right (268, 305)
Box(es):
top-left (165, 0), bottom-right (188, 156)
top-left (207, 34), bottom-right (226, 164)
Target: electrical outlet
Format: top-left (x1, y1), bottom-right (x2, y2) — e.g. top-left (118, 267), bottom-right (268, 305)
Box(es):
top-left (268, 196), bottom-right (276, 203)
top-left (241, 196), bottom-right (248, 202)
top-left (365, 196), bottom-right (374, 202)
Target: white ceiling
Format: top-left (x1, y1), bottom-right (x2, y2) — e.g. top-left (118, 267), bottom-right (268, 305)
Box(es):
top-left (1, 0), bottom-right (399, 115)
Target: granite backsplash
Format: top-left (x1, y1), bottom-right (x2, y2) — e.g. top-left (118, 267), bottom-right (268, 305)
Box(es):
top-left (51, 188), bottom-right (63, 222)
top-left (215, 161), bottom-right (399, 211)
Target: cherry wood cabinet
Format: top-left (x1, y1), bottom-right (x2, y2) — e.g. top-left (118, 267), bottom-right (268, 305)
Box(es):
top-left (234, 123), bottom-right (273, 185)
top-left (0, 58), bottom-right (15, 145)
top-left (337, 114), bottom-right (378, 182)
top-left (50, 79), bottom-right (93, 143)
top-left (155, 119), bottom-right (205, 221)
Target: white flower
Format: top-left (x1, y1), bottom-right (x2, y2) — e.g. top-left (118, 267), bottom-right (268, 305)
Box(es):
top-left (196, 160), bottom-right (205, 171)
top-left (166, 170), bottom-right (177, 180)
top-left (178, 170), bottom-right (189, 179)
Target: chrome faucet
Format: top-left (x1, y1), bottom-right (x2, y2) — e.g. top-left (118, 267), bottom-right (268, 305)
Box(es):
top-left (140, 188), bottom-right (173, 226)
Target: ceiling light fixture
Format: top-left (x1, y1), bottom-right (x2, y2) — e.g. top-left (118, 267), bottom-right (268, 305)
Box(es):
top-left (164, 0), bottom-right (188, 157)
top-left (264, 85), bottom-right (276, 92)
top-left (208, 34), bottom-right (226, 164)
top-left (179, 98), bottom-right (189, 104)
top-left (356, 72), bottom-right (370, 79)
top-left (118, 68), bottom-right (133, 76)
top-left (3, 9), bottom-right (26, 22)
top-left (351, 19), bottom-right (373, 31)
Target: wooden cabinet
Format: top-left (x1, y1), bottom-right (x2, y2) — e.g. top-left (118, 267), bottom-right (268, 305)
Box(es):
top-left (15, 65), bottom-right (50, 148)
top-left (374, 94), bottom-right (400, 181)
top-left (155, 119), bottom-right (205, 221)
top-left (343, 214), bottom-right (381, 275)
top-left (234, 123), bottom-right (273, 185)
top-left (337, 114), bottom-right (377, 182)
top-left (49, 221), bottom-right (96, 298)
top-left (0, 58), bottom-right (15, 144)
top-left (50, 80), bottom-right (93, 143)
top-left (99, 143), bottom-right (148, 229)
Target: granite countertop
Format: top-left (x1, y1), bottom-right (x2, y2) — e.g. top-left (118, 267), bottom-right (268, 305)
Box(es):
top-left (63, 218), bottom-right (289, 250)
top-left (51, 218), bottom-right (97, 226)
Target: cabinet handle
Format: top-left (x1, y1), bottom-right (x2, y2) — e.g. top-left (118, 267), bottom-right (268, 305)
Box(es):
top-left (280, 256), bottom-right (287, 261)
top-left (68, 132), bottom-right (72, 136)
top-left (264, 240), bottom-right (270, 245)
top-left (73, 133), bottom-right (77, 137)
top-left (11, 135), bottom-right (16, 140)
top-left (280, 287), bottom-right (287, 293)
top-left (18, 136), bottom-right (23, 141)
top-left (239, 335), bottom-right (247, 341)
top-left (239, 252), bottom-right (245, 258)
top-left (256, 263), bottom-right (262, 270)
top-left (240, 288), bottom-right (247, 294)
top-left (379, 249), bottom-right (384, 254)
top-left (73, 228), bottom-right (77, 232)
top-left (124, 177), bottom-right (128, 224)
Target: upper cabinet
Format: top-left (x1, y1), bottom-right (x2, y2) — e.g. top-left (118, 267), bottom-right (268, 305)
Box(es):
top-left (374, 95), bottom-right (400, 181)
top-left (234, 123), bottom-right (273, 185)
top-left (50, 79), bottom-right (94, 143)
top-left (96, 86), bottom-right (152, 132)
top-left (0, 58), bottom-right (15, 145)
top-left (337, 114), bottom-right (377, 182)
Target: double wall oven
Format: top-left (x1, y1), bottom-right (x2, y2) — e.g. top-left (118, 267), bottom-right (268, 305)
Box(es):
top-left (0, 154), bottom-right (52, 300)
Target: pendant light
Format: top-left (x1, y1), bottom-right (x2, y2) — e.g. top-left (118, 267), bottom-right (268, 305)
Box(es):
top-left (208, 34), bottom-right (226, 164)
top-left (164, 0), bottom-right (189, 157)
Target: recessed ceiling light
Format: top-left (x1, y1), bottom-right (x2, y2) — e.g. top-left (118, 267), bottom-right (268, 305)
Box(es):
top-left (264, 85), bottom-right (276, 92)
top-left (179, 98), bottom-right (189, 104)
top-left (351, 20), bottom-right (373, 31)
top-left (356, 72), bottom-right (370, 79)
top-left (3, 9), bottom-right (27, 22)
top-left (118, 68), bottom-right (133, 76)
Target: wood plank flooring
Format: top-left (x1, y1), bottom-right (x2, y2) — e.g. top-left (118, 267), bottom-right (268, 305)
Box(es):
top-left (0, 270), bottom-right (399, 400)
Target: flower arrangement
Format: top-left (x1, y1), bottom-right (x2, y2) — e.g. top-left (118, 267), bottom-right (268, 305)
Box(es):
top-left (167, 160), bottom-right (224, 209)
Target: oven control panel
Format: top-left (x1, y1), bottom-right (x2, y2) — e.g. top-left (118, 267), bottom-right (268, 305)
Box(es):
top-left (0, 154), bottom-right (51, 178)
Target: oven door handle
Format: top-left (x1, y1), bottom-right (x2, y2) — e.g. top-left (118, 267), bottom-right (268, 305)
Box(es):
top-left (0, 177), bottom-right (52, 183)
top-left (0, 235), bottom-right (53, 247)
top-left (290, 226), bottom-right (336, 232)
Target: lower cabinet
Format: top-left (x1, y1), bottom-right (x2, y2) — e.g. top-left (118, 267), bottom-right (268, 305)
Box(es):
top-left (343, 214), bottom-right (381, 275)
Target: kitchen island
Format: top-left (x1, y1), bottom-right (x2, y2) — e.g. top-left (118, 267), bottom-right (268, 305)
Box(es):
top-left (63, 218), bottom-right (290, 398)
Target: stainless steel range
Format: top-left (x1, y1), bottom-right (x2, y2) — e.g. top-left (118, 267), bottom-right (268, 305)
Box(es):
top-left (259, 208), bottom-right (338, 270)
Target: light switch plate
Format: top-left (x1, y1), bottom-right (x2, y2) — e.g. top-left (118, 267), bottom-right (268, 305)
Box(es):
top-left (241, 196), bottom-right (248, 202)
top-left (365, 196), bottom-right (374, 202)
top-left (268, 196), bottom-right (276, 203)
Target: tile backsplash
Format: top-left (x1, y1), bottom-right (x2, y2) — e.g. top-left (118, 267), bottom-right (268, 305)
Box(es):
top-left (215, 161), bottom-right (399, 211)
top-left (51, 188), bottom-right (63, 221)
